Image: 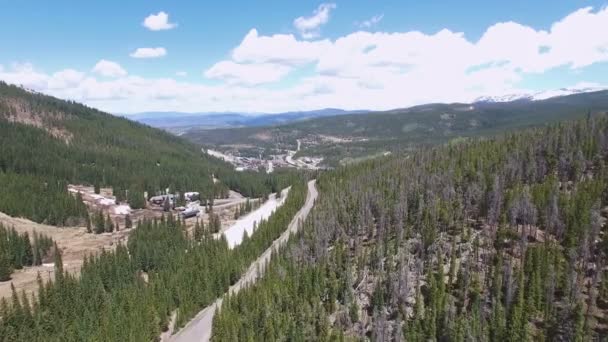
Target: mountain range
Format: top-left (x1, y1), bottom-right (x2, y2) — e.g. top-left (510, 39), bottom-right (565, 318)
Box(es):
top-left (182, 88), bottom-right (608, 166)
top-left (128, 87), bottom-right (605, 131)
top-left (474, 86), bottom-right (606, 103)
top-left (126, 108), bottom-right (369, 131)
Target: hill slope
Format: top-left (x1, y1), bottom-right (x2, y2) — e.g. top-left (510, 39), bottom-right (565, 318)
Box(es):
top-left (0, 82), bottom-right (279, 225)
top-left (128, 108), bottom-right (369, 132)
top-left (213, 114), bottom-right (608, 341)
top-left (183, 90), bottom-right (608, 166)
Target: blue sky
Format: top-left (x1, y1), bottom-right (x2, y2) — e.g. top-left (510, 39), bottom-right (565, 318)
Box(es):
top-left (1, 0), bottom-right (607, 113)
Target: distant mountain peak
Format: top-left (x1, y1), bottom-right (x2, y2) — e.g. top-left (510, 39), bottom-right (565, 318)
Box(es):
top-left (474, 86), bottom-right (607, 103)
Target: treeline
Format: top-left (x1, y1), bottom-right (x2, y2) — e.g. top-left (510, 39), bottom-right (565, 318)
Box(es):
top-left (0, 81), bottom-right (297, 225)
top-left (0, 173), bottom-right (88, 226)
top-left (212, 115), bottom-right (608, 341)
top-left (0, 224), bottom-right (54, 281)
top-left (88, 211), bottom-right (132, 234)
top-left (0, 178), bottom-right (308, 340)
top-left (234, 198), bottom-right (261, 219)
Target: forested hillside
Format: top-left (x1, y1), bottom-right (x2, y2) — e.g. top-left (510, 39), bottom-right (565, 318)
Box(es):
top-left (0, 224), bottom-right (54, 281)
top-left (186, 90), bottom-right (608, 166)
top-left (212, 115), bottom-right (608, 341)
top-left (0, 177), bottom-right (308, 340)
top-left (0, 82), bottom-right (283, 225)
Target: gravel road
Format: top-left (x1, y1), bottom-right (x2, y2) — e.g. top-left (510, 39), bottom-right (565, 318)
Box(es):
top-left (167, 179), bottom-right (318, 342)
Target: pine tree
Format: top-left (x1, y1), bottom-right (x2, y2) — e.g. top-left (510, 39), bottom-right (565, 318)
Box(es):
top-left (573, 302), bottom-right (585, 342)
top-left (0, 251), bottom-right (11, 281)
top-left (125, 214), bottom-right (133, 229)
top-left (194, 220), bottom-right (204, 241)
top-left (53, 242), bottom-right (63, 282)
top-left (163, 197), bottom-right (171, 212)
top-left (22, 232), bottom-right (33, 266)
top-left (95, 210), bottom-right (105, 234)
top-left (105, 214), bottom-right (113, 233)
top-left (86, 214), bottom-right (92, 233)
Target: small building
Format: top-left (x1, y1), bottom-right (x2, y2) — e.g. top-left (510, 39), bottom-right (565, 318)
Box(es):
top-left (149, 194), bottom-right (175, 205)
top-left (184, 192), bottom-right (200, 202)
top-left (181, 207), bottom-right (200, 219)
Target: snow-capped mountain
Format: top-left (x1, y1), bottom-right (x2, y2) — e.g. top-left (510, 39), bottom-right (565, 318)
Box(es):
top-left (475, 86), bottom-right (607, 103)
top-left (474, 93), bottom-right (532, 103)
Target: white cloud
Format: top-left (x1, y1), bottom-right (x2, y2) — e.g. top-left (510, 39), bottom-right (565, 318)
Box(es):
top-left (358, 14), bottom-right (384, 28)
top-left (293, 3), bottom-right (336, 39)
top-left (92, 60), bottom-right (127, 77)
top-left (176, 71), bottom-right (187, 77)
top-left (232, 29), bottom-right (331, 66)
top-left (48, 69), bottom-right (85, 89)
top-left (142, 11), bottom-right (177, 31)
top-left (2, 6), bottom-right (608, 114)
top-left (130, 47), bottom-right (167, 58)
top-left (204, 60), bottom-right (292, 85)
top-left (0, 63), bottom-right (49, 90)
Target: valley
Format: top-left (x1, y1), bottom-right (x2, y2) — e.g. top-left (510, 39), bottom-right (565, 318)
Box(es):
top-left (4, 2), bottom-right (608, 341)
top-left (205, 138), bottom-right (323, 173)
top-left (2, 81), bottom-right (608, 341)
top-left (183, 90), bottom-right (608, 167)
top-left (0, 83), bottom-right (608, 341)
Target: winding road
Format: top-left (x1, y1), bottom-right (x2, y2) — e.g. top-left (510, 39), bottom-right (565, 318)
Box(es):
top-left (167, 180), bottom-right (318, 342)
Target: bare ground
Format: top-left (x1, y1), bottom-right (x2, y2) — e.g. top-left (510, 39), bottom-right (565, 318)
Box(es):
top-left (0, 211), bottom-right (130, 300)
top-left (0, 186), bottom-right (248, 300)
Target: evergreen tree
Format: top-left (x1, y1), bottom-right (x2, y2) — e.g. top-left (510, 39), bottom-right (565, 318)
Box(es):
top-left (86, 214), bottom-right (92, 233)
top-left (0, 251), bottom-right (11, 281)
top-left (105, 214), bottom-right (113, 233)
top-left (125, 214), bottom-right (133, 229)
top-left (94, 210), bottom-right (105, 234)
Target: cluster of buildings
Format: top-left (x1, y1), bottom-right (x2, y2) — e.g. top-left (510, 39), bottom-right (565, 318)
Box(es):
top-left (149, 191), bottom-right (201, 218)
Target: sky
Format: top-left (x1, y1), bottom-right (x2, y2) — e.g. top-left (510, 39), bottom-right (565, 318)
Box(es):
top-left (1, 0), bottom-right (607, 114)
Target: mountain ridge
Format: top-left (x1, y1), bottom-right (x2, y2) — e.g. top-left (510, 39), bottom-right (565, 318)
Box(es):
top-left (474, 86), bottom-right (607, 103)
top-left (0, 81), bottom-right (283, 225)
top-left (127, 87), bottom-right (606, 131)
top-left (127, 108), bottom-right (370, 130)
top-left (182, 89), bottom-right (608, 167)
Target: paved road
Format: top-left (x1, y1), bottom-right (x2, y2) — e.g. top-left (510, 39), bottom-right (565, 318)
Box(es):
top-left (168, 180), bottom-right (318, 342)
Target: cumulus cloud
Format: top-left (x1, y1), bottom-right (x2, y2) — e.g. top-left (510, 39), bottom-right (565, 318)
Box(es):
top-left (1, 6), bottom-right (608, 114)
top-left (130, 47), bottom-right (167, 58)
top-left (232, 29), bottom-right (331, 66)
top-left (358, 14), bottom-right (384, 28)
top-left (142, 11), bottom-right (177, 31)
top-left (293, 3), bottom-right (336, 39)
top-left (48, 69), bottom-right (85, 89)
top-left (204, 60), bottom-right (292, 85)
top-left (0, 63), bottom-right (49, 90)
top-left (92, 60), bottom-right (127, 77)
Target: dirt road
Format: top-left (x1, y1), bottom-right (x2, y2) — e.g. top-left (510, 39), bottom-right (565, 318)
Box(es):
top-left (167, 180), bottom-right (318, 342)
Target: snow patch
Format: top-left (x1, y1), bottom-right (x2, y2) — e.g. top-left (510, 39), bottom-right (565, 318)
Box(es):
top-left (475, 86), bottom-right (607, 103)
